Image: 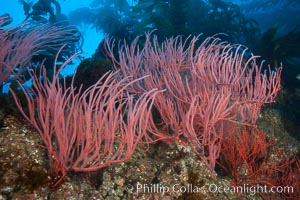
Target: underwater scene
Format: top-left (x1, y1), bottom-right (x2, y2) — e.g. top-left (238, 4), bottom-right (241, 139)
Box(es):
top-left (0, 0), bottom-right (299, 199)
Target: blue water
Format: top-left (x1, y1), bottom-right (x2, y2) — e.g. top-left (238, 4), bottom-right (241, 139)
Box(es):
top-left (0, 0), bottom-right (103, 67)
